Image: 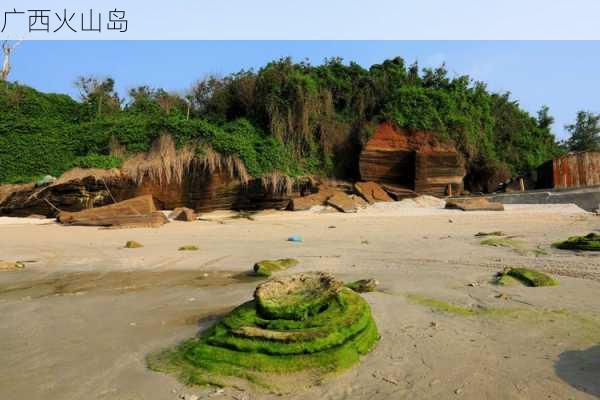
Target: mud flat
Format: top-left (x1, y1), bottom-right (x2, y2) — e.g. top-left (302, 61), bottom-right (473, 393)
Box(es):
top-left (1, 204), bottom-right (600, 399)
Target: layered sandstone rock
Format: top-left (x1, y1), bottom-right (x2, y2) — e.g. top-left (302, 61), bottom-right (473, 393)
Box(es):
top-left (359, 123), bottom-right (466, 196)
top-left (57, 195), bottom-right (168, 228)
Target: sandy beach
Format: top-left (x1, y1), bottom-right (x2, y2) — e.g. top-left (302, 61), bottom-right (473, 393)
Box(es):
top-left (1, 204), bottom-right (599, 400)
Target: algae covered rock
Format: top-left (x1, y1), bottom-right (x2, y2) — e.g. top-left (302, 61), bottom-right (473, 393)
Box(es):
top-left (179, 245), bottom-right (199, 251)
top-left (124, 240), bottom-right (143, 248)
top-left (148, 272), bottom-right (379, 392)
top-left (553, 233), bottom-right (600, 251)
top-left (253, 259), bottom-right (299, 277)
top-left (496, 268), bottom-right (558, 287)
top-left (254, 272), bottom-right (343, 320)
top-left (345, 279), bottom-right (378, 293)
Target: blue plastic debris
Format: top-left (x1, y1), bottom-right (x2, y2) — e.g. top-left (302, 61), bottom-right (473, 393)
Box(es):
top-left (287, 235), bottom-right (303, 243)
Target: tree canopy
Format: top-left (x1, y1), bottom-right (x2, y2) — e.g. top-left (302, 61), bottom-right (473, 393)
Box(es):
top-left (0, 56), bottom-right (564, 187)
top-left (564, 111), bottom-right (600, 152)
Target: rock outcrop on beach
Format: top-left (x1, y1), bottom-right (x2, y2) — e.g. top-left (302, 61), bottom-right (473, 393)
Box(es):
top-left (0, 169), bottom-right (317, 217)
top-left (359, 123), bottom-right (466, 196)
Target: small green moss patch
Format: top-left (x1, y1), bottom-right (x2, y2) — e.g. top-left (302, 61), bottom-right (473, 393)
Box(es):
top-left (345, 279), bottom-right (378, 293)
top-left (475, 231), bottom-right (505, 237)
top-left (179, 245), bottom-right (199, 251)
top-left (124, 240), bottom-right (143, 249)
top-left (253, 259), bottom-right (299, 277)
top-left (498, 267), bottom-right (558, 287)
top-left (553, 233), bottom-right (600, 251)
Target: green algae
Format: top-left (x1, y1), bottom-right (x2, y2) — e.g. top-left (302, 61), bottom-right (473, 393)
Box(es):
top-left (124, 240), bottom-right (143, 249)
top-left (406, 293), bottom-right (599, 326)
top-left (553, 233), bottom-right (600, 251)
top-left (179, 245), bottom-right (199, 251)
top-left (499, 267), bottom-right (558, 287)
top-left (148, 285), bottom-right (379, 393)
top-left (253, 259), bottom-right (299, 277)
top-left (480, 237), bottom-right (525, 249)
top-left (406, 293), bottom-right (600, 344)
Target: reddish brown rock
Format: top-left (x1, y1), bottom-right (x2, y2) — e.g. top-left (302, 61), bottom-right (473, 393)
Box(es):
top-left (359, 123), bottom-right (465, 196)
top-left (57, 195), bottom-right (168, 227)
top-left (168, 207), bottom-right (197, 221)
top-left (445, 197), bottom-right (504, 211)
top-left (287, 188), bottom-right (336, 211)
top-left (354, 181), bottom-right (393, 204)
top-left (326, 192), bottom-right (364, 213)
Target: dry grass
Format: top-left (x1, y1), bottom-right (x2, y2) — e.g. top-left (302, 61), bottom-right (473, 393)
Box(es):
top-left (122, 134), bottom-right (196, 185)
top-left (121, 136), bottom-right (251, 187)
top-left (260, 171), bottom-right (293, 195)
top-left (54, 168), bottom-right (122, 186)
top-left (195, 145), bottom-right (250, 184)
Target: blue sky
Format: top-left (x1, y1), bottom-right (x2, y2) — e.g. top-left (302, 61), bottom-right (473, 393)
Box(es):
top-left (9, 41), bottom-right (600, 140)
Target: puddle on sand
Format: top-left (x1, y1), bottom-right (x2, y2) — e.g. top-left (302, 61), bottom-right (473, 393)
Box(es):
top-left (0, 270), bottom-right (263, 300)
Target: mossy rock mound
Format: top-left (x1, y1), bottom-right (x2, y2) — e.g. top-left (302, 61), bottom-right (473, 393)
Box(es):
top-left (148, 272), bottom-right (379, 393)
top-left (124, 240), bottom-right (143, 249)
top-left (253, 259), bottom-right (299, 277)
top-left (496, 268), bottom-right (558, 287)
top-left (553, 233), bottom-right (600, 251)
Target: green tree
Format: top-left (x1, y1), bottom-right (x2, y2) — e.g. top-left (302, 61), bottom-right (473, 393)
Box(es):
top-left (565, 111), bottom-right (600, 151)
top-left (74, 76), bottom-right (121, 118)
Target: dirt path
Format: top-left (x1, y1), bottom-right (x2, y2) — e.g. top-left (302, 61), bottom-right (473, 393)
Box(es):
top-left (1, 206), bottom-right (599, 399)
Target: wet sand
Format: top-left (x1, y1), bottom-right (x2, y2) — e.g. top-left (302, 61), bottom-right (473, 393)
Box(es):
top-left (1, 205), bottom-right (599, 399)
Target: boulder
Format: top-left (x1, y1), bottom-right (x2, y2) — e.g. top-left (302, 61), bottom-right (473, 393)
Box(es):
top-left (445, 197), bottom-right (504, 211)
top-left (287, 188), bottom-right (335, 211)
top-left (326, 192), bottom-right (365, 213)
top-left (380, 184), bottom-right (418, 201)
top-left (253, 258), bottom-right (299, 277)
top-left (354, 181), bottom-right (393, 204)
top-left (168, 207), bottom-right (197, 221)
top-left (57, 195), bottom-right (168, 228)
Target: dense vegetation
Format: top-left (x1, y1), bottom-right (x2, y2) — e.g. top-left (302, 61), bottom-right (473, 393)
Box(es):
top-left (0, 57), bottom-right (563, 187)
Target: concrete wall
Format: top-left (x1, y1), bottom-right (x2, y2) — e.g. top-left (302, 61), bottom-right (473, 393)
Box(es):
top-left (488, 186), bottom-right (600, 212)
